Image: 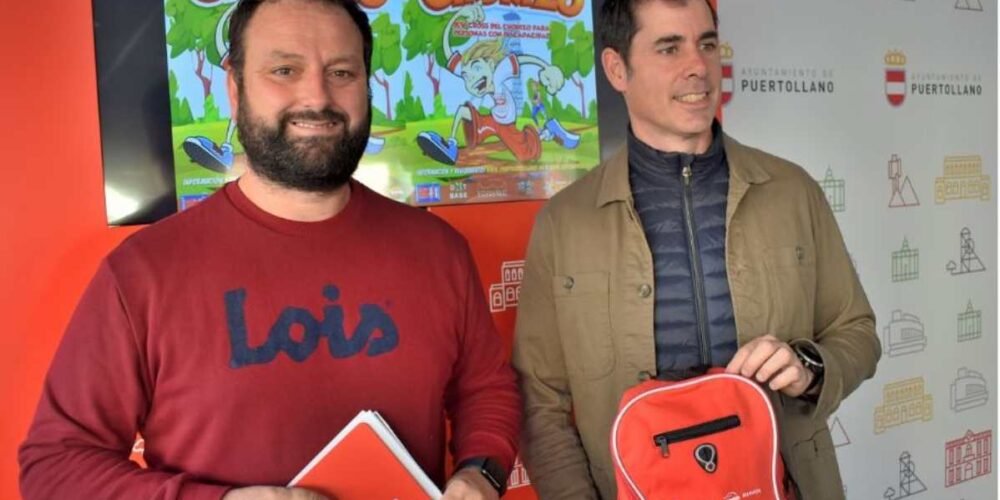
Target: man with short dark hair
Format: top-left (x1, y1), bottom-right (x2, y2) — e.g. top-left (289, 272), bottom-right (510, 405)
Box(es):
top-left (513, 1), bottom-right (880, 498)
top-left (19, 1), bottom-right (519, 499)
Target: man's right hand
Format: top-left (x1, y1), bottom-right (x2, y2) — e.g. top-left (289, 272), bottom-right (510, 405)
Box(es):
top-left (222, 486), bottom-right (330, 500)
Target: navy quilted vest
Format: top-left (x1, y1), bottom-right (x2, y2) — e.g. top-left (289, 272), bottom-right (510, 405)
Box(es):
top-left (628, 123), bottom-right (738, 375)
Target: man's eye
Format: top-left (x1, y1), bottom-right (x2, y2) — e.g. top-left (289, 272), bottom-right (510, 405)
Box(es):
top-left (701, 42), bottom-right (718, 52)
top-left (331, 70), bottom-right (352, 78)
top-left (273, 67), bottom-right (295, 76)
top-left (658, 46), bottom-right (678, 55)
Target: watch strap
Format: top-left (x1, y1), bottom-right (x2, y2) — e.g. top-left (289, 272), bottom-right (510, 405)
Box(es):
top-left (457, 457), bottom-right (507, 496)
top-left (794, 343), bottom-right (824, 398)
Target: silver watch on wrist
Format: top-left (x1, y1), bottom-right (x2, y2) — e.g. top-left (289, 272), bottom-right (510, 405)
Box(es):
top-left (793, 343), bottom-right (824, 395)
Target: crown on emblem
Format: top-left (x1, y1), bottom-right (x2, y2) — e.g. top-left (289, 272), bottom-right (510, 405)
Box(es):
top-left (885, 50), bottom-right (907, 66)
top-left (720, 42), bottom-right (733, 60)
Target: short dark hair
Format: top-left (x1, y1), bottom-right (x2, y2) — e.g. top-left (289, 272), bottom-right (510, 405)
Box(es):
top-left (598, 0), bottom-right (718, 67)
top-left (227, 0), bottom-right (373, 84)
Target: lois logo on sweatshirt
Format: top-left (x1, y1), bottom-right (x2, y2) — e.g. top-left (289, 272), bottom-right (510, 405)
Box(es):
top-left (225, 285), bottom-right (398, 368)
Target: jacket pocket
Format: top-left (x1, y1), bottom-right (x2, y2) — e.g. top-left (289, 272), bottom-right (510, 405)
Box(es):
top-left (552, 271), bottom-right (614, 378)
top-left (762, 244), bottom-right (816, 335)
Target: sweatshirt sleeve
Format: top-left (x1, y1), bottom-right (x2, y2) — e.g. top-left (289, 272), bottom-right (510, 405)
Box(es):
top-left (18, 260), bottom-right (231, 500)
top-left (443, 241), bottom-right (521, 474)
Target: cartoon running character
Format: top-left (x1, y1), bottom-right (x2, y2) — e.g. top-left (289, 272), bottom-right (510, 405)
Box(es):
top-left (417, 4), bottom-right (579, 166)
top-left (179, 0), bottom-right (238, 173)
top-left (181, 0), bottom-right (384, 174)
top-left (527, 78), bottom-right (547, 125)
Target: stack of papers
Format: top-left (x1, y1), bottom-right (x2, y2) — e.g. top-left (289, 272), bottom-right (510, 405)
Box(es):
top-left (288, 410), bottom-right (442, 499)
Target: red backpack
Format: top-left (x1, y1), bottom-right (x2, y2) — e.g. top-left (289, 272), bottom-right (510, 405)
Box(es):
top-left (611, 369), bottom-right (792, 500)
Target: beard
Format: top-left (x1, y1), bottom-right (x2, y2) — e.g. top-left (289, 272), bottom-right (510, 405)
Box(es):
top-left (236, 94), bottom-right (371, 193)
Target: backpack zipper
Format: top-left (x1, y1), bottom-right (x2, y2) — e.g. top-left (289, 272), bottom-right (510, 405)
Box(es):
top-left (653, 414), bottom-right (741, 457)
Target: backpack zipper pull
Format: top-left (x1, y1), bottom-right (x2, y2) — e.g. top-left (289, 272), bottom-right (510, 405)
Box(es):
top-left (655, 435), bottom-right (670, 457)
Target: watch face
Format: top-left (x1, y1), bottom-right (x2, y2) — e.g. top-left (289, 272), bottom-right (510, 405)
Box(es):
top-left (460, 458), bottom-right (506, 495)
top-left (482, 460), bottom-right (507, 490)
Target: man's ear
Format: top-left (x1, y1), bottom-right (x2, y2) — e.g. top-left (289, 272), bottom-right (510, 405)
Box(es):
top-left (601, 47), bottom-right (629, 93)
top-left (226, 64), bottom-right (240, 122)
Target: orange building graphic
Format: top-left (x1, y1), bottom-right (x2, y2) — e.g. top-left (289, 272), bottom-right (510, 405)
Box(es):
top-left (935, 155), bottom-right (990, 204)
top-left (874, 377), bottom-right (933, 434)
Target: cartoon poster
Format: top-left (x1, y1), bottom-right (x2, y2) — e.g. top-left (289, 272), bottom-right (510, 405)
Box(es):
top-left (165, 0), bottom-right (599, 208)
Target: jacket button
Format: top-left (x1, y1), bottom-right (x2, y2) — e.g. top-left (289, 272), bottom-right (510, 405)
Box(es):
top-left (638, 284), bottom-right (652, 298)
top-left (563, 276), bottom-right (575, 290)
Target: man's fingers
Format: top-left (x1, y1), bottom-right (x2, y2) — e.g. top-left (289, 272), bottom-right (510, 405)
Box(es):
top-left (291, 488), bottom-right (329, 500)
top-left (737, 339), bottom-right (778, 378)
top-left (725, 340), bottom-right (752, 374)
top-left (768, 365), bottom-right (803, 392)
top-left (753, 345), bottom-right (795, 384)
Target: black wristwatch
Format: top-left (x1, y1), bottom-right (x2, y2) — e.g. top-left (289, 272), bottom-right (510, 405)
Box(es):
top-left (457, 457), bottom-right (508, 496)
top-left (793, 342), bottom-right (825, 396)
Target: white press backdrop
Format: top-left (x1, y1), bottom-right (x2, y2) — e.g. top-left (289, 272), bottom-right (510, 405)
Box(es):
top-left (719, 1), bottom-right (997, 498)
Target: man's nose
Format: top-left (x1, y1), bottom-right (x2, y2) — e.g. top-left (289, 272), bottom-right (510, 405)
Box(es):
top-left (683, 47), bottom-right (709, 79)
top-left (296, 69), bottom-right (333, 109)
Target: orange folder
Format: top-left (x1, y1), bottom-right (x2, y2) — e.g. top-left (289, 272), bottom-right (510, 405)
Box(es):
top-left (288, 410), bottom-right (442, 499)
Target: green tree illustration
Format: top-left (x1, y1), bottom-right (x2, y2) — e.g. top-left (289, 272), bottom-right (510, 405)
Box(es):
top-left (168, 70), bottom-right (194, 125)
top-left (548, 21), bottom-right (594, 120)
top-left (401, 0), bottom-right (446, 98)
top-left (165, 0), bottom-right (229, 101)
top-left (371, 13), bottom-right (403, 121)
top-left (395, 72), bottom-right (427, 122)
top-left (202, 94), bottom-right (222, 124)
top-left (401, 0), bottom-right (470, 98)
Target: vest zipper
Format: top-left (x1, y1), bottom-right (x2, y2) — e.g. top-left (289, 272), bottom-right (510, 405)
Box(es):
top-left (682, 163), bottom-right (711, 366)
top-left (652, 414), bottom-right (741, 457)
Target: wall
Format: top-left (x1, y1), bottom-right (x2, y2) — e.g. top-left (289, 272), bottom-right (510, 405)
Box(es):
top-left (0, 1), bottom-right (142, 498)
top-left (720, 1), bottom-right (997, 498)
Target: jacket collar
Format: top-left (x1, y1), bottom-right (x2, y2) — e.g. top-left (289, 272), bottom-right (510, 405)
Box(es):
top-left (596, 128), bottom-right (771, 207)
top-left (627, 122), bottom-right (726, 179)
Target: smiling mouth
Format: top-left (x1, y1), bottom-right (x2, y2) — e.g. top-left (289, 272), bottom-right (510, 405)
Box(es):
top-left (674, 92), bottom-right (710, 103)
top-left (289, 120), bottom-right (342, 131)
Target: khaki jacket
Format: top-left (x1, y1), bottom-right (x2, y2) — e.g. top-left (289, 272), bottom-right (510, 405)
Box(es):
top-left (513, 135), bottom-right (880, 500)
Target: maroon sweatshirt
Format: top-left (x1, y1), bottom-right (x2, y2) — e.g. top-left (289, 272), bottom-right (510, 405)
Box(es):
top-left (19, 181), bottom-right (520, 499)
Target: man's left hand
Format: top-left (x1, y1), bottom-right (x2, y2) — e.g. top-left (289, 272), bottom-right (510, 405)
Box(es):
top-left (725, 334), bottom-right (813, 398)
top-left (441, 467), bottom-right (499, 500)
top-left (539, 65), bottom-right (565, 95)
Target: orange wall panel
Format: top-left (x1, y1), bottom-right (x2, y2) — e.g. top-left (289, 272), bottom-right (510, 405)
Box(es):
top-left (430, 201), bottom-right (543, 498)
top-left (0, 2), bottom-right (142, 498)
top-left (430, 201), bottom-right (543, 350)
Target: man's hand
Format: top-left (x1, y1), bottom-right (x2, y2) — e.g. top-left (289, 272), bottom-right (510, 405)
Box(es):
top-left (222, 486), bottom-right (329, 500)
top-left (441, 467), bottom-right (499, 500)
top-left (725, 334), bottom-right (813, 398)
top-left (538, 65), bottom-right (565, 95)
top-left (455, 2), bottom-right (485, 24)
